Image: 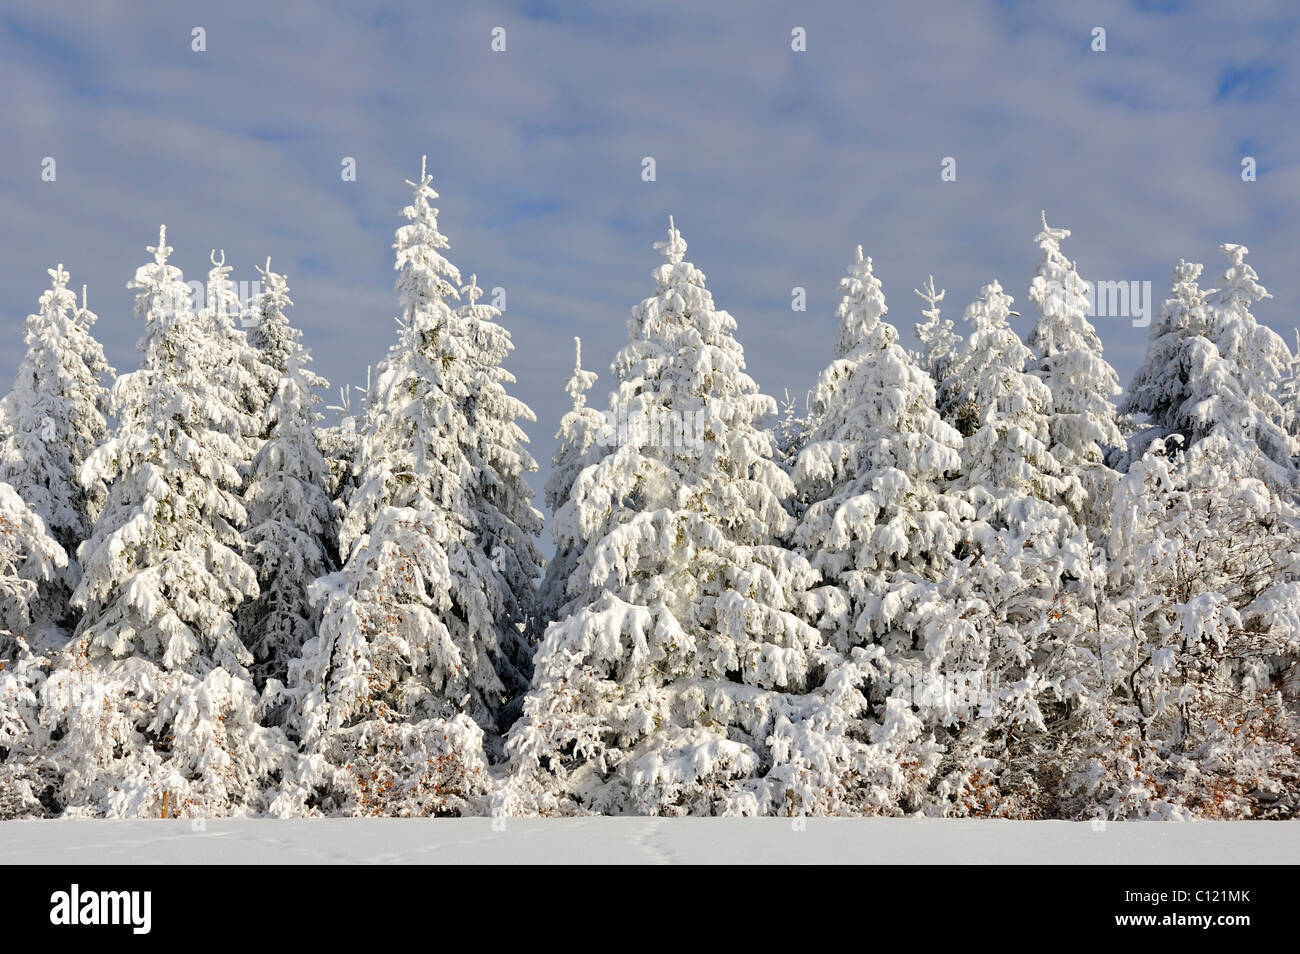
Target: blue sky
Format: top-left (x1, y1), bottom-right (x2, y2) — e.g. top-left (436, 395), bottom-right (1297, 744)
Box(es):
top-left (2, 0), bottom-right (1298, 515)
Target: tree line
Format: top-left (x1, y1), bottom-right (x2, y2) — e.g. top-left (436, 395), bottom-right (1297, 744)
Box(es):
top-left (2, 161), bottom-right (1297, 819)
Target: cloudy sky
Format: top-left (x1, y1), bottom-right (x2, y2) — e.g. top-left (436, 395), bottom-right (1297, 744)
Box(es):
top-left (2, 0), bottom-right (1297, 514)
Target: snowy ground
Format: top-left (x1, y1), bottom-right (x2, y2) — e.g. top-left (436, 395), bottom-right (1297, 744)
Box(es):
top-left (0, 818), bottom-right (1294, 864)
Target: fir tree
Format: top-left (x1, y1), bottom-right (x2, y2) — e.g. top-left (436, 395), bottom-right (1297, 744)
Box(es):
top-left (792, 247), bottom-right (974, 813)
top-left (795, 249), bottom-right (966, 589)
top-left (505, 219), bottom-right (830, 816)
top-left (74, 228), bottom-right (259, 675)
top-left (451, 273), bottom-right (544, 651)
top-left (913, 275), bottom-right (960, 395)
top-left (774, 388), bottom-right (812, 467)
top-left (198, 250), bottom-right (276, 472)
top-left (285, 160), bottom-right (539, 814)
top-left (1120, 260), bottom-right (1215, 455)
top-left (238, 263), bottom-right (335, 689)
top-left (239, 358), bottom-right (335, 691)
top-left (1279, 329), bottom-right (1300, 443)
top-left (538, 336), bottom-right (605, 629)
top-left (1122, 252), bottom-right (1295, 483)
top-left (45, 228), bottom-right (289, 818)
top-left (938, 282), bottom-right (1094, 817)
top-left (248, 259), bottom-right (299, 379)
top-left (1026, 212), bottom-right (1123, 534)
top-left (1205, 244), bottom-right (1295, 482)
top-left (948, 279), bottom-right (1072, 519)
top-left (0, 266), bottom-right (112, 564)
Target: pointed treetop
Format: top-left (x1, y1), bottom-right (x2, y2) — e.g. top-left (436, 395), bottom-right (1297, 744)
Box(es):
top-left (206, 249), bottom-right (236, 317)
top-left (844, 245), bottom-right (876, 280)
top-left (914, 275), bottom-right (945, 310)
top-left (1220, 242), bottom-right (1249, 265)
top-left (148, 225), bottom-right (172, 266)
top-left (254, 257), bottom-right (292, 304)
top-left (37, 264), bottom-right (76, 322)
top-left (565, 335), bottom-right (597, 407)
top-left (406, 154), bottom-right (437, 196)
top-left (1173, 259), bottom-right (1203, 284)
top-left (655, 215), bottom-right (687, 264)
top-left (845, 245), bottom-right (874, 275)
top-left (833, 244), bottom-right (890, 358)
top-left (1216, 242), bottom-right (1270, 307)
top-left (463, 274), bottom-right (483, 305)
top-left (81, 284), bottom-right (88, 311)
top-left (1036, 210), bottom-right (1071, 250)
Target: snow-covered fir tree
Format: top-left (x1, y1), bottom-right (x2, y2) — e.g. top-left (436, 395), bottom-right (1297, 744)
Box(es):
top-left (947, 279), bottom-right (1072, 517)
top-left (74, 231), bottom-right (259, 675)
top-left (238, 262), bottom-right (335, 690)
top-left (505, 219), bottom-right (840, 816)
top-left (244, 257), bottom-right (316, 423)
top-left (0, 484), bottom-right (67, 644)
top-left (198, 250), bottom-right (277, 473)
top-left (937, 281), bottom-right (1097, 817)
top-left (939, 279), bottom-right (1015, 437)
top-left (246, 258), bottom-right (330, 426)
top-left (791, 247), bottom-right (984, 814)
top-left (1205, 244), bottom-right (1295, 482)
top-left (795, 249), bottom-right (967, 595)
top-left (1121, 251), bottom-right (1295, 483)
top-left (0, 266), bottom-right (112, 574)
top-left (1119, 259), bottom-right (1215, 456)
top-left (1026, 212), bottom-right (1123, 534)
top-left (773, 388), bottom-right (813, 466)
top-left (282, 160), bottom-right (537, 815)
top-left (537, 336), bottom-right (605, 630)
top-left (247, 260), bottom-right (304, 381)
top-left (239, 358), bottom-right (335, 692)
top-left (450, 272), bottom-right (544, 648)
top-left (913, 275), bottom-right (960, 397)
top-left (317, 376), bottom-right (366, 519)
top-left (282, 503), bottom-right (494, 815)
top-left (42, 227), bottom-right (290, 818)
